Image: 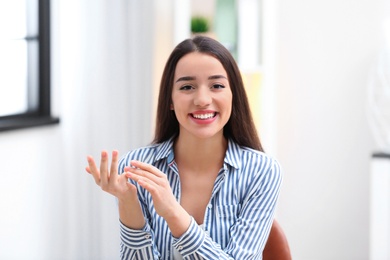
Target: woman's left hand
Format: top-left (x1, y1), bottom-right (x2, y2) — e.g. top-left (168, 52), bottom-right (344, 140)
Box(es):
top-left (125, 160), bottom-right (180, 219)
top-left (126, 160), bottom-right (192, 238)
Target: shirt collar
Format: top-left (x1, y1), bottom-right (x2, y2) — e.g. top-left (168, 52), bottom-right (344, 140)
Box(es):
top-left (153, 137), bottom-right (242, 170)
top-left (154, 138), bottom-right (175, 164)
top-left (224, 139), bottom-right (241, 170)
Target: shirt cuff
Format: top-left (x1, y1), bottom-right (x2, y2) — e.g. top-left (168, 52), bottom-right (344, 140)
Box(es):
top-left (119, 220), bottom-right (153, 249)
top-left (172, 217), bottom-right (206, 257)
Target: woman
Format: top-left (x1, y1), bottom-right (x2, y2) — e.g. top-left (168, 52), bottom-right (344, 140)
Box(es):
top-left (86, 36), bottom-right (282, 259)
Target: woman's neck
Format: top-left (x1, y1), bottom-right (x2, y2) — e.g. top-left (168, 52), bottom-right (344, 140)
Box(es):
top-left (173, 134), bottom-right (228, 173)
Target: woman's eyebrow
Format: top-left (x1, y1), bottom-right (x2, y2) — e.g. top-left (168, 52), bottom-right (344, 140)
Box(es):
top-left (208, 75), bottom-right (227, 80)
top-left (175, 76), bottom-right (195, 83)
top-left (175, 74), bottom-right (227, 83)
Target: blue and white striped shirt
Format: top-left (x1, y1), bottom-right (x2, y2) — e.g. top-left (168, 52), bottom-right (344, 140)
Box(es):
top-left (118, 138), bottom-right (282, 260)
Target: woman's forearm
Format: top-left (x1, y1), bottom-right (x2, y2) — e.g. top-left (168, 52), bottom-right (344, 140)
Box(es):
top-left (118, 197), bottom-right (145, 229)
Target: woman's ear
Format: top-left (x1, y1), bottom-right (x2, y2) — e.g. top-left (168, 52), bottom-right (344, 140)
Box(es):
top-left (170, 104), bottom-right (174, 110)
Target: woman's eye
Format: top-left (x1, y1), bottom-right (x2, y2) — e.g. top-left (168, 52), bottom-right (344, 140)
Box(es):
top-left (212, 84), bottom-right (225, 89)
top-left (179, 85), bottom-right (193, 90)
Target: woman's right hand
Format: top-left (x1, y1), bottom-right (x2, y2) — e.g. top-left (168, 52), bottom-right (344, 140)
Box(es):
top-left (86, 150), bottom-right (137, 201)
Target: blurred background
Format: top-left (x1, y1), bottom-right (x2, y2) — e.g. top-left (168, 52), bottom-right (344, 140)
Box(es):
top-left (0, 0), bottom-right (389, 259)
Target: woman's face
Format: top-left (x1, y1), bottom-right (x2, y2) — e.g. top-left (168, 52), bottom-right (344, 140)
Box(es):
top-left (171, 52), bottom-right (232, 140)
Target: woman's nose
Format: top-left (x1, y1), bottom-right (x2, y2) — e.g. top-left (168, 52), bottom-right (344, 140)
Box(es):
top-left (194, 88), bottom-right (212, 107)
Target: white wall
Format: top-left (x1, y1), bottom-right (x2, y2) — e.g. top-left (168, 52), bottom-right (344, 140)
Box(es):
top-left (1, 0), bottom-right (388, 259)
top-left (0, 0), bottom-right (155, 259)
top-left (275, 0), bottom-right (388, 259)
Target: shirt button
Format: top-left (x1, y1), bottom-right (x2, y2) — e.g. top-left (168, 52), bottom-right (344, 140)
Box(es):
top-left (178, 246), bottom-right (183, 250)
top-left (145, 235), bottom-right (151, 239)
top-left (207, 204), bottom-right (212, 209)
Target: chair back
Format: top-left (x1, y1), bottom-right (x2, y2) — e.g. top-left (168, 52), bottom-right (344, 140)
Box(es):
top-left (263, 220), bottom-right (292, 260)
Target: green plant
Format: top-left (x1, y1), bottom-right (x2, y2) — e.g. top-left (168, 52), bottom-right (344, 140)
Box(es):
top-left (191, 16), bottom-right (209, 33)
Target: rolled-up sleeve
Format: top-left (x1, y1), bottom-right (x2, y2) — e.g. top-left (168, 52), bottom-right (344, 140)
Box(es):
top-left (119, 221), bottom-right (159, 259)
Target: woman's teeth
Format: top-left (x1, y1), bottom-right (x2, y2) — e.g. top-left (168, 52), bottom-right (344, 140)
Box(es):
top-left (192, 113), bottom-right (215, 119)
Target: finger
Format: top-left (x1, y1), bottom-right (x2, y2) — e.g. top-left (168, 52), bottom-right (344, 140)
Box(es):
top-left (87, 156), bottom-right (99, 173)
top-left (135, 176), bottom-right (167, 201)
top-left (130, 160), bottom-right (164, 177)
top-left (123, 166), bottom-right (133, 172)
top-left (100, 151), bottom-right (109, 185)
top-left (127, 167), bottom-right (162, 185)
top-left (109, 150), bottom-right (119, 179)
top-left (86, 156), bottom-right (101, 184)
top-left (126, 172), bottom-right (159, 193)
top-left (128, 161), bottom-right (167, 186)
top-left (124, 179), bottom-right (138, 193)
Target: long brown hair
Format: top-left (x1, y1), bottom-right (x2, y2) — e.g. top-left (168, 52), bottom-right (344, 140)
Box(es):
top-left (153, 36), bottom-right (263, 152)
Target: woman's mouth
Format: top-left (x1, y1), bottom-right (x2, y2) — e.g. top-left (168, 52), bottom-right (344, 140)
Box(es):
top-left (191, 112), bottom-right (217, 120)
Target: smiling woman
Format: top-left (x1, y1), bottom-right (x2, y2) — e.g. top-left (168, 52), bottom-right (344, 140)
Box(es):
top-left (86, 36), bottom-right (283, 260)
top-left (0, 0), bottom-right (59, 131)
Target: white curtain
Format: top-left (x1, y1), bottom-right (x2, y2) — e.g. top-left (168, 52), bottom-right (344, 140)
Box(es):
top-left (0, 0), bottom-right (159, 258)
top-left (54, 0), bottom-right (154, 258)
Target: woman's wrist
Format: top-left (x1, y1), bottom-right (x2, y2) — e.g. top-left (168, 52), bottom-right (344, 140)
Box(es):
top-left (164, 204), bottom-right (192, 238)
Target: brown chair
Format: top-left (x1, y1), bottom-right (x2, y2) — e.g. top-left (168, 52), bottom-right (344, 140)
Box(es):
top-left (263, 220), bottom-right (292, 260)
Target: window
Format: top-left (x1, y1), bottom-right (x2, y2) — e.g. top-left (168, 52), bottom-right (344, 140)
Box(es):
top-left (0, 0), bottom-right (59, 132)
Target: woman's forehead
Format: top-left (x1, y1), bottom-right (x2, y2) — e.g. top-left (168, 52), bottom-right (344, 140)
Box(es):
top-left (174, 52), bottom-right (227, 78)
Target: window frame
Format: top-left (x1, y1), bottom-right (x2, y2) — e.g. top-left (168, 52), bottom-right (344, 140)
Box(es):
top-left (0, 0), bottom-right (59, 132)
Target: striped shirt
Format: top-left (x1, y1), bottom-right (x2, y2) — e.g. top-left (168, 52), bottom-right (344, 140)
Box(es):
top-left (117, 138), bottom-right (283, 260)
